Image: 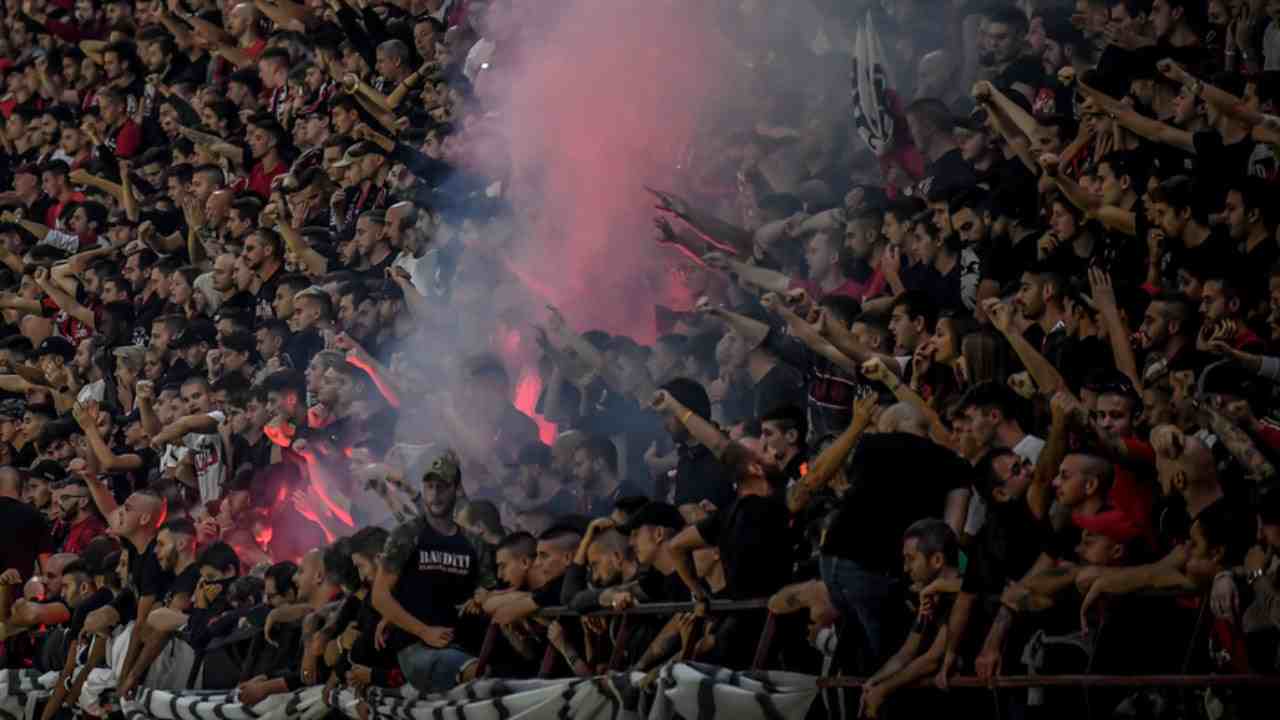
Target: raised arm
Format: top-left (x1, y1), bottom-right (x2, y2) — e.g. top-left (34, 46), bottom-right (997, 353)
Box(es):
top-left (32, 267), bottom-right (95, 328)
top-left (703, 251), bottom-right (791, 294)
top-left (1078, 81), bottom-right (1196, 153)
top-left (1088, 268), bottom-right (1142, 389)
top-left (1040, 154), bottom-right (1136, 235)
top-left (275, 221), bottom-right (329, 277)
top-left (650, 390), bottom-right (730, 459)
top-left (787, 394), bottom-right (876, 514)
top-left (984, 299), bottom-right (1068, 394)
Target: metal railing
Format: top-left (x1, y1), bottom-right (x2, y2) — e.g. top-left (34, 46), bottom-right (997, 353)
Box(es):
top-left (472, 598), bottom-right (774, 678)
top-left (471, 594), bottom-right (1280, 706)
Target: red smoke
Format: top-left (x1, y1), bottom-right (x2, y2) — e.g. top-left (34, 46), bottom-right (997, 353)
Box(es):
top-left (482, 0), bottom-right (736, 341)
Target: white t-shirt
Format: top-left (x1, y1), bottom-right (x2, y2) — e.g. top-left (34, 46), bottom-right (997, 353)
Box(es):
top-left (184, 411), bottom-right (227, 505)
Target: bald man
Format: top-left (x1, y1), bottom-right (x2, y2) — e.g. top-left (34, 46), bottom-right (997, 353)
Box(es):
top-left (482, 526), bottom-right (581, 625)
top-left (263, 548), bottom-right (341, 642)
top-left (876, 401), bottom-right (930, 437)
top-left (914, 49), bottom-right (960, 103)
top-left (81, 488), bottom-right (171, 678)
top-left (6, 553), bottom-right (78, 631)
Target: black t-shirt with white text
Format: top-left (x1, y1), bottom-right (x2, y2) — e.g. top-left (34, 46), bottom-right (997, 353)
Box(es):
top-left (382, 515), bottom-right (478, 652)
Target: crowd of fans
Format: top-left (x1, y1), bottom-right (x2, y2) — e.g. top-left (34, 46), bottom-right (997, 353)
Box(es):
top-left (0, 0), bottom-right (1278, 718)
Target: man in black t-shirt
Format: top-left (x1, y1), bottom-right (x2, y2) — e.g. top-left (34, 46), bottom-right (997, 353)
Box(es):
top-left (980, 6), bottom-right (1045, 101)
top-left (372, 450), bottom-right (479, 692)
top-left (859, 519), bottom-right (963, 718)
top-left (667, 432), bottom-right (794, 668)
top-left (818, 406), bottom-right (973, 674)
top-left (906, 99), bottom-right (979, 200)
top-left (0, 466), bottom-right (52, 582)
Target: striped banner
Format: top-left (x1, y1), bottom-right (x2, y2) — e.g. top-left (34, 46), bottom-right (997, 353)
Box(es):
top-left (117, 663), bottom-right (819, 720)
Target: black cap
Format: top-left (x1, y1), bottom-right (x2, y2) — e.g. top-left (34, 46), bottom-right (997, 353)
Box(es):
top-left (331, 141), bottom-right (390, 169)
top-left (506, 442), bottom-right (551, 468)
top-left (954, 106), bottom-right (989, 133)
top-left (621, 502), bottom-right (685, 534)
top-left (173, 320), bottom-right (217, 348)
top-left (0, 398), bottom-right (26, 420)
top-left (36, 335), bottom-right (75, 361)
top-left (30, 458), bottom-right (67, 484)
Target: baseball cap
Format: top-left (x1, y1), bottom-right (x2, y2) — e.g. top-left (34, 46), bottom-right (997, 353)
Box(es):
top-left (30, 459), bottom-right (67, 484)
top-left (112, 344), bottom-right (146, 370)
top-left (1073, 509), bottom-right (1142, 545)
top-left (954, 106), bottom-right (989, 133)
top-left (506, 442), bottom-right (551, 469)
top-left (331, 141), bottom-right (389, 169)
top-left (173, 320), bottom-right (217, 348)
top-left (14, 163), bottom-right (39, 178)
top-left (620, 502), bottom-right (685, 534)
top-left (423, 449), bottom-right (461, 485)
top-left (36, 335), bottom-right (75, 361)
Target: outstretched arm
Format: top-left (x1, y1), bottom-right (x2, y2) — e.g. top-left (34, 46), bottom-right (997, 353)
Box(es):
top-left (787, 395), bottom-right (875, 513)
top-left (1078, 81), bottom-right (1195, 153)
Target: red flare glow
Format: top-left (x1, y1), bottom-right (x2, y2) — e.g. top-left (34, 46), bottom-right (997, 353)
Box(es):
top-left (299, 451), bottom-right (356, 528)
top-left (514, 370), bottom-right (557, 444)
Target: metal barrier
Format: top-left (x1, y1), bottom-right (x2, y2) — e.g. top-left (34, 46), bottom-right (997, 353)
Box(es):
top-left (470, 592), bottom-right (1280, 717)
top-left (472, 599), bottom-right (773, 678)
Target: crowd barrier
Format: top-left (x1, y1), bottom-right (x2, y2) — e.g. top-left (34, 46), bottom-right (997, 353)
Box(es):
top-left (7, 586), bottom-right (1280, 720)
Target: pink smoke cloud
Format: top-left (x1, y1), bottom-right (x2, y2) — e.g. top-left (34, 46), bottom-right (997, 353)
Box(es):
top-left (478, 0), bottom-right (737, 341)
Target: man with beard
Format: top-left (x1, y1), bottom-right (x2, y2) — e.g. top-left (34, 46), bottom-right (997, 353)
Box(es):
top-left (242, 228), bottom-right (285, 323)
top-left (859, 519), bottom-right (963, 719)
top-left (3, 552), bottom-right (78, 631)
top-left (80, 488), bottom-right (171, 698)
top-left (107, 519), bottom-right (198, 696)
top-left (120, 539), bottom-right (242, 697)
top-left (55, 480), bottom-right (107, 554)
top-left (562, 519), bottom-right (645, 611)
top-left (481, 525), bottom-right (582, 675)
top-left (653, 390), bottom-right (795, 667)
top-left (352, 211), bottom-right (396, 277)
top-left (372, 451), bottom-right (480, 692)
top-left (980, 5), bottom-right (1044, 102)
top-left (546, 520), bottom-right (663, 673)
top-left (335, 281), bottom-right (380, 351)
top-left (330, 142), bottom-right (393, 235)
top-left (569, 433), bottom-right (646, 518)
top-left (652, 378), bottom-right (734, 509)
top-left (1135, 294), bottom-right (1194, 386)
top-left (0, 467), bottom-right (52, 584)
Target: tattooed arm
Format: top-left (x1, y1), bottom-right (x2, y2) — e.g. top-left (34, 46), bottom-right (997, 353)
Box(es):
top-left (1200, 402), bottom-right (1276, 483)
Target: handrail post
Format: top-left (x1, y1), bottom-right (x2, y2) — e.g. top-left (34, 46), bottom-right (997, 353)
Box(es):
top-left (751, 612), bottom-right (777, 671)
top-left (607, 615), bottom-right (631, 671)
top-left (473, 621), bottom-right (500, 679)
top-left (537, 644), bottom-right (557, 678)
